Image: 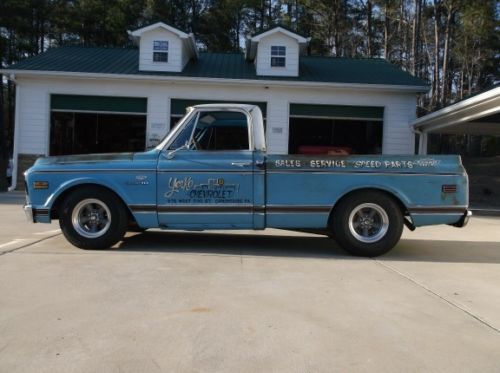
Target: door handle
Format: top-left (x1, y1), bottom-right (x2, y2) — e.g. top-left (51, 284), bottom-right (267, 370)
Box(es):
top-left (231, 162), bottom-right (251, 167)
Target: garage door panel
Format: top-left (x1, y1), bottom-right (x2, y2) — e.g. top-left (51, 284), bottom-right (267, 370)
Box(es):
top-left (51, 94), bottom-right (147, 114)
top-left (289, 104), bottom-right (384, 120)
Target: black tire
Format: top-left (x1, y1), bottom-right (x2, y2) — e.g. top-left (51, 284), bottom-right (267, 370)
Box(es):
top-left (59, 187), bottom-right (128, 250)
top-left (331, 191), bottom-right (404, 257)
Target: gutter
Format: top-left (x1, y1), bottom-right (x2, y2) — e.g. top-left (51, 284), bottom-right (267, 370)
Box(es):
top-left (411, 86), bottom-right (500, 131)
top-left (0, 68), bottom-right (430, 93)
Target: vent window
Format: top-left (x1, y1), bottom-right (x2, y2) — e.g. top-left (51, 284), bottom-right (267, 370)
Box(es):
top-left (153, 40), bottom-right (168, 62)
top-left (271, 46), bottom-right (286, 67)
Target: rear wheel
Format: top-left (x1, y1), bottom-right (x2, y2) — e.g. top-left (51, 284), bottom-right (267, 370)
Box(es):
top-left (59, 187), bottom-right (127, 250)
top-left (331, 191), bottom-right (404, 257)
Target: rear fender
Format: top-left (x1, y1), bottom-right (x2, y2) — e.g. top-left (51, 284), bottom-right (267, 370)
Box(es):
top-left (334, 183), bottom-right (411, 212)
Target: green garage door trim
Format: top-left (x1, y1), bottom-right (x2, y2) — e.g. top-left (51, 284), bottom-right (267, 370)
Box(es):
top-left (290, 104), bottom-right (384, 121)
top-left (171, 99), bottom-right (267, 118)
top-left (51, 95), bottom-right (147, 114)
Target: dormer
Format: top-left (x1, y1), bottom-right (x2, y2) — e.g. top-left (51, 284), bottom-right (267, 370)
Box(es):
top-left (245, 26), bottom-right (309, 77)
top-left (129, 22), bottom-right (198, 73)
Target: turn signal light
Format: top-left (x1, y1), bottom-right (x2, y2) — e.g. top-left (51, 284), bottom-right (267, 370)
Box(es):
top-left (442, 184), bottom-right (457, 193)
top-left (33, 181), bottom-right (49, 189)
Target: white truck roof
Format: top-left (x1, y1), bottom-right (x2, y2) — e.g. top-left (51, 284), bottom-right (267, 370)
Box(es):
top-left (193, 103), bottom-right (258, 111)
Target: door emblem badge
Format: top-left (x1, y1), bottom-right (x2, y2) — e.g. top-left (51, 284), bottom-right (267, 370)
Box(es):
top-left (126, 175), bottom-right (149, 185)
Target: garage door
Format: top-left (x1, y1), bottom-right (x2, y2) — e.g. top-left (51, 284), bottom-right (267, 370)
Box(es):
top-left (289, 104), bottom-right (384, 155)
top-left (50, 95), bottom-right (147, 156)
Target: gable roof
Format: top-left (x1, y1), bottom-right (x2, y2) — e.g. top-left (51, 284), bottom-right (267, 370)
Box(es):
top-left (250, 26), bottom-right (309, 43)
top-left (129, 22), bottom-right (190, 38)
top-left (3, 46), bottom-right (428, 90)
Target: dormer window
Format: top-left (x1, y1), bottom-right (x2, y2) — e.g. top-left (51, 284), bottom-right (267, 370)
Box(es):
top-left (153, 40), bottom-right (169, 62)
top-left (270, 46), bottom-right (286, 67)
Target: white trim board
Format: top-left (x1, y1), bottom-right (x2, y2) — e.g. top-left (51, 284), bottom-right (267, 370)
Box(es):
top-left (2, 69), bottom-right (429, 93)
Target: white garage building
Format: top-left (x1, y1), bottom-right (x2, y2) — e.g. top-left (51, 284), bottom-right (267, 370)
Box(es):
top-left (3, 23), bottom-right (427, 189)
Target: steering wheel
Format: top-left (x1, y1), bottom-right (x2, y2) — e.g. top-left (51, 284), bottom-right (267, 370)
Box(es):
top-left (191, 139), bottom-right (201, 150)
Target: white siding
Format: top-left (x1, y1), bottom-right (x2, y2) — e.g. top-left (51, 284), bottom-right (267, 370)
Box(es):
top-left (383, 97), bottom-right (417, 154)
top-left (266, 95), bottom-right (290, 153)
top-left (139, 29), bottom-right (184, 72)
top-left (255, 33), bottom-right (299, 77)
top-left (17, 82), bottom-right (50, 154)
top-left (14, 76), bottom-right (418, 160)
top-left (146, 93), bottom-right (170, 148)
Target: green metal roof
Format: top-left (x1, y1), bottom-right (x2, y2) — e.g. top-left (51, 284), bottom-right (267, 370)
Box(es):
top-left (6, 46), bottom-right (427, 88)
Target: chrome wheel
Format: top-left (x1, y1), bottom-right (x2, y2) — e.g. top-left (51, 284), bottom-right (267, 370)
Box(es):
top-left (71, 198), bottom-right (111, 239)
top-left (348, 203), bottom-right (389, 243)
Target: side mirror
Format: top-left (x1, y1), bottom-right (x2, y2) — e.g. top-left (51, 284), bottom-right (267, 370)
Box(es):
top-left (165, 141), bottom-right (189, 159)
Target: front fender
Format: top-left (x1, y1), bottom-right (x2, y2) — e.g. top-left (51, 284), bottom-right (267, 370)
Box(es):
top-left (43, 176), bottom-right (135, 210)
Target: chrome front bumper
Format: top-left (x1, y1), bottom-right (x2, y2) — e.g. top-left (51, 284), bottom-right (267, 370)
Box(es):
top-left (24, 204), bottom-right (34, 222)
top-left (23, 204), bottom-right (51, 223)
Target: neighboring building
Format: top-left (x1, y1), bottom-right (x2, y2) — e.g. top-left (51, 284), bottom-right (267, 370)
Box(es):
top-left (412, 85), bottom-right (500, 209)
top-left (412, 85), bottom-right (500, 154)
top-left (2, 22), bottom-right (427, 189)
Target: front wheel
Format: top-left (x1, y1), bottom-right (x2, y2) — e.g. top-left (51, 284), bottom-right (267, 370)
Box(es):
top-left (331, 192), bottom-right (404, 257)
top-left (59, 187), bottom-right (128, 250)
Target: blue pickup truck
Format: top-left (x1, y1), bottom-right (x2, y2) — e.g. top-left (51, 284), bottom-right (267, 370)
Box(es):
top-left (24, 104), bottom-right (470, 256)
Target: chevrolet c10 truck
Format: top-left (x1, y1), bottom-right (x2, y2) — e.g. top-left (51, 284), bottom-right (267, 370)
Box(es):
top-left (24, 104), bottom-right (471, 256)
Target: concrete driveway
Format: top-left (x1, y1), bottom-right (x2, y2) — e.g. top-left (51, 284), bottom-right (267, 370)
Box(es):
top-left (1, 192), bottom-right (500, 372)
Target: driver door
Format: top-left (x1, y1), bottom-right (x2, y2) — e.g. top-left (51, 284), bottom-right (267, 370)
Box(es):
top-left (157, 109), bottom-right (255, 229)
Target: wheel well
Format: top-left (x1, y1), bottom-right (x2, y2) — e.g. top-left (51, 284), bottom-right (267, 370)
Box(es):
top-left (328, 188), bottom-right (408, 226)
top-left (50, 183), bottom-right (136, 224)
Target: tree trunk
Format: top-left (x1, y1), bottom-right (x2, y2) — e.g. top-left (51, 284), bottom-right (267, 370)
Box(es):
top-left (398, 0), bottom-right (404, 64)
top-left (333, 0), bottom-right (343, 56)
top-left (259, 0), bottom-right (265, 31)
top-left (411, 0), bottom-right (421, 75)
top-left (366, 0), bottom-right (373, 57)
top-left (441, 1), bottom-right (454, 105)
top-left (433, 0), bottom-right (441, 108)
top-left (459, 69), bottom-right (464, 100)
top-left (383, 2), bottom-right (389, 59)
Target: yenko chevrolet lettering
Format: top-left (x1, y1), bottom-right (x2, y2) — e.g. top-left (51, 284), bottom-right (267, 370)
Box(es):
top-left (23, 104), bottom-right (470, 257)
top-left (165, 177), bottom-right (245, 204)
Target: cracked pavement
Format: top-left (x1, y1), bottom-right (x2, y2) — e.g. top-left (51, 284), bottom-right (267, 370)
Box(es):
top-left (1, 192), bottom-right (500, 372)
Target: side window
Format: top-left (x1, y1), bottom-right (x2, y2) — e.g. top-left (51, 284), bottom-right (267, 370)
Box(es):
top-left (192, 111), bottom-right (249, 151)
top-left (153, 40), bottom-right (169, 62)
top-left (271, 46), bottom-right (286, 67)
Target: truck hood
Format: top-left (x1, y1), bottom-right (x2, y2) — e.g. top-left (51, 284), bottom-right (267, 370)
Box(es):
top-left (35, 153), bottom-right (135, 166)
